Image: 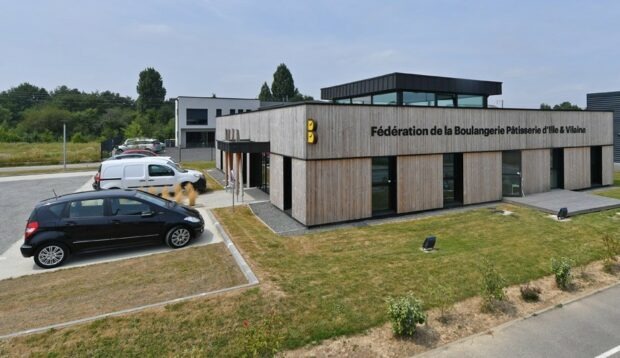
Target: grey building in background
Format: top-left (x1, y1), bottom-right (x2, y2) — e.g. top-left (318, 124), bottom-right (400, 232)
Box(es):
top-left (587, 91), bottom-right (620, 162)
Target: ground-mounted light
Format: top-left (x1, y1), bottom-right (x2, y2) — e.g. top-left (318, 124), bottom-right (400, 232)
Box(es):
top-left (422, 236), bottom-right (436, 252)
top-left (557, 207), bottom-right (568, 220)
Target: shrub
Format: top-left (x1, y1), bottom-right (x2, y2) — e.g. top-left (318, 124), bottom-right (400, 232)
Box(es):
top-left (551, 257), bottom-right (573, 290)
top-left (70, 132), bottom-right (88, 143)
top-left (161, 186), bottom-right (170, 199)
top-left (429, 279), bottom-right (454, 322)
top-left (187, 183), bottom-right (197, 206)
top-left (386, 292), bottom-right (426, 336)
top-left (520, 283), bottom-right (542, 302)
top-left (479, 258), bottom-right (507, 307)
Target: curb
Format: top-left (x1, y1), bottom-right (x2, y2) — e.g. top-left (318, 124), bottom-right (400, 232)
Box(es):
top-left (416, 280), bottom-right (620, 357)
top-left (205, 209), bottom-right (259, 285)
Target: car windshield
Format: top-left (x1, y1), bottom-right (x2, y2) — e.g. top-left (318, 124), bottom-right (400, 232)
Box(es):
top-left (169, 161), bottom-right (188, 173)
top-left (134, 191), bottom-right (173, 207)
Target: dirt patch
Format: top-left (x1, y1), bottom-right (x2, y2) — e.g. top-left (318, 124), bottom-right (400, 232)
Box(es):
top-left (283, 260), bottom-right (619, 358)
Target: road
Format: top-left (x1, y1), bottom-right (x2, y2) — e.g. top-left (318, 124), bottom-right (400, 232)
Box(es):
top-left (423, 284), bottom-right (620, 358)
top-left (0, 175), bottom-right (92, 254)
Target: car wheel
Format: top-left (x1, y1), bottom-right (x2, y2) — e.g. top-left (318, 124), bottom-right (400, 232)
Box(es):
top-left (34, 243), bottom-right (68, 269)
top-left (165, 226), bottom-right (192, 249)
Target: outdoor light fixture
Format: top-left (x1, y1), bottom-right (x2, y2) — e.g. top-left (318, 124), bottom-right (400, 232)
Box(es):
top-left (422, 236), bottom-right (436, 251)
top-left (557, 207), bottom-right (568, 220)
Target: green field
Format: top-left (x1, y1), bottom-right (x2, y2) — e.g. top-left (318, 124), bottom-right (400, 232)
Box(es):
top-left (1, 203), bottom-right (618, 356)
top-left (0, 142), bottom-right (100, 167)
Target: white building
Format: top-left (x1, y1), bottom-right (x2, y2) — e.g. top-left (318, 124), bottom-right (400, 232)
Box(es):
top-left (175, 96), bottom-right (276, 148)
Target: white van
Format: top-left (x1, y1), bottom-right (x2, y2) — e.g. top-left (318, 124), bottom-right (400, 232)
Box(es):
top-left (93, 157), bottom-right (206, 193)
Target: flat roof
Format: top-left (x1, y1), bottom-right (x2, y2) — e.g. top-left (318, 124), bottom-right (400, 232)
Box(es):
top-left (321, 72), bottom-right (503, 100)
top-left (587, 91), bottom-right (620, 98)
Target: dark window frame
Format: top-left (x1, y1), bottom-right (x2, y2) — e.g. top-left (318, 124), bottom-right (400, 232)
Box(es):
top-left (186, 108), bottom-right (208, 126)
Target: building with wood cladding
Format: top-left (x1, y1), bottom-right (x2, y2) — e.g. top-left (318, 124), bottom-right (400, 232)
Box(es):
top-left (216, 73), bottom-right (614, 226)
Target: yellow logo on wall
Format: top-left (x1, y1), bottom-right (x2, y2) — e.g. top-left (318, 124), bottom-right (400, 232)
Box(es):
top-left (307, 118), bottom-right (317, 144)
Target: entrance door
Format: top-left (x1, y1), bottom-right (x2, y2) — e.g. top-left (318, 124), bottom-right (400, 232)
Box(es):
top-left (550, 148), bottom-right (564, 189)
top-left (443, 153), bottom-right (463, 207)
top-left (502, 151), bottom-right (522, 197)
top-left (591, 146), bottom-right (602, 186)
top-left (283, 156), bottom-right (292, 211)
top-left (372, 157), bottom-right (396, 215)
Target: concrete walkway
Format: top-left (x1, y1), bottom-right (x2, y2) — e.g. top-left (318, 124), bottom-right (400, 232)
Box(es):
top-left (196, 187), bottom-right (269, 209)
top-left (421, 283), bottom-right (620, 358)
top-left (504, 189), bottom-right (620, 216)
top-left (0, 171), bottom-right (96, 183)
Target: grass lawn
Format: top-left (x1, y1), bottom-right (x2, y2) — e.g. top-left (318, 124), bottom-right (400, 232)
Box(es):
top-left (0, 243), bottom-right (246, 337)
top-left (1, 203), bottom-right (618, 356)
top-left (595, 187), bottom-right (620, 200)
top-left (615, 171), bottom-right (620, 186)
top-left (0, 142), bottom-right (100, 167)
top-left (181, 161), bottom-right (223, 191)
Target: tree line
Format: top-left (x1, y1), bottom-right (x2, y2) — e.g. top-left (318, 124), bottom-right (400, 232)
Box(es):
top-left (0, 68), bottom-right (173, 143)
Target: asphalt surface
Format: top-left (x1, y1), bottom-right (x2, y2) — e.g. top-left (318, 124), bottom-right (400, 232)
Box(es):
top-left (0, 175), bottom-right (91, 255)
top-left (424, 284), bottom-right (620, 358)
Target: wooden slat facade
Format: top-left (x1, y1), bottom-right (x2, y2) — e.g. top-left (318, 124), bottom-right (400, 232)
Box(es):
top-left (304, 158), bottom-right (372, 226)
top-left (396, 155), bottom-right (443, 213)
top-left (602, 145), bottom-right (614, 186)
top-left (462, 152), bottom-right (503, 205)
top-left (522, 149), bottom-right (551, 195)
top-left (269, 154), bottom-right (284, 210)
top-left (564, 147), bottom-right (591, 190)
top-left (292, 158), bottom-right (307, 223)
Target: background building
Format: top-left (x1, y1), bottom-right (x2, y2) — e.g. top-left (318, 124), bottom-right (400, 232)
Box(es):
top-left (587, 91), bottom-right (620, 162)
top-left (174, 96), bottom-right (281, 148)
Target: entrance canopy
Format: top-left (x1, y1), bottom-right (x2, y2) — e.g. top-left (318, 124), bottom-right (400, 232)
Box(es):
top-left (216, 139), bottom-right (270, 153)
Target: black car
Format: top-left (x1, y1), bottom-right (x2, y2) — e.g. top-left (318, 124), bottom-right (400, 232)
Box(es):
top-left (21, 189), bottom-right (204, 268)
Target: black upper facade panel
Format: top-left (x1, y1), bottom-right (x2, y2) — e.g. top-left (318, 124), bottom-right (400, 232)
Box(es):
top-left (320, 72), bottom-right (503, 100)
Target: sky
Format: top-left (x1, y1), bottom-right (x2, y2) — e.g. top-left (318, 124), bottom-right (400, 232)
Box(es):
top-left (1, 0), bottom-right (619, 108)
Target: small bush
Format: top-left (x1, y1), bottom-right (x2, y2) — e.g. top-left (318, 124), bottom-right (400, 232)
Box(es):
top-left (520, 283), bottom-right (542, 302)
top-left (479, 258), bottom-right (507, 308)
top-left (386, 292), bottom-right (426, 336)
top-left (161, 186), bottom-right (170, 199)
top-left (551, 257), bottom-right (573, 290)
top-left (429, 279), bottom-right (454, 323)
top-left (601, 235), bottom-right (620, 274)
top-left (70, 132), bottom-right (88, 143)
top-left (187, 183), bottom-right (197, 206)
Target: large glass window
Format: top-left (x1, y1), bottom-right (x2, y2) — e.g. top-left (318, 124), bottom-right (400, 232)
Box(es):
top-left (443, 153), bottom-right (463, 206)
top-left (216, 109), bottom-right (222, 117)
top-left (351, 95), bottom-right (371, 104)
top-left (186, 109), bottom-right (208, 125)
top-left (110, 198), bottom-right (151, 216)
top-left (437, 94), bottom-right (455, 107)
top-left (457, 95), bottom-right (484, 108)
top-left (371, 157), bottom-right (396, 214)
top-left (502, 151), bottom-right (522, 196)
top-left (372, 92), bottom-right (397, 105)
top-left (335, 98), bottom-right (351, 104)
top-left (403, 92), bottom-right (435, 106)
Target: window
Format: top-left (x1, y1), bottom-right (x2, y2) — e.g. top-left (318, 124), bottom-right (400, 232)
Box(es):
top-left (148, 164), bottom-right (174, 177)
top-left (186, 108), bottom-right (208, 125)
top-left (39, 203), bottom-right (66, 220)
top-left (229, 109), bottom-right (236, 115)
top-left (238, 109), bottom-right (244, 113)
top-left (216, 109), bottom-right (222, 117)
top-left (111, 198), bottom-right (151, 216)
top-left (457, 95), bottom-right (484, 108)
top-left (246, 109), bottom-right (252, 112)
top-left (351, 95), bottom-right (371, 104)
top-left (372, 92), bottom-right (397, 105)
top-left (68, 199), bottom-right (104, 218)
top-left (403, 92), bottom-right (435, 106)
top-left (335, 98), bottom-right (351, 104)
top-left (135, 191), bottom-right (169, 207)
top-left (437, 94), bottom-right (455, 107)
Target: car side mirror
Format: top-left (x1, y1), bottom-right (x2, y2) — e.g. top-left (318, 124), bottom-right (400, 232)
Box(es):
top-left (141, 211), bottom-right (155, 218)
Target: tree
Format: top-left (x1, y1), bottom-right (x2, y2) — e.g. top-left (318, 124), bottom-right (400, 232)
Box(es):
top-left (0, 105), bottom-right (10, 124)
top-left (540, 101), bottom-right (582, 111)
top-left (258, 82), bottom-right (273, 101)
top-left (17, 105), bottom-right (72, 140)
top-left (124, 119), bottom-right (144, 138)
top-left (136, 68), bottom-right (166, 112)
top-left (0, 83), bottom-right (50, 122)
top-left (271, 63), bottom-right (298, 101)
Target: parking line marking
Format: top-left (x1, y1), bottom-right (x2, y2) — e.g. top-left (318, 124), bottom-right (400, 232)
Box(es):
top-left (595, 344), bottom-right (620, 358)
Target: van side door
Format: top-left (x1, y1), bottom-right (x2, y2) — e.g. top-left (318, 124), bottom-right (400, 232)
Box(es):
top-left (123, 164), bottom-right (146, 189)
top-left (147, 164), bottom-right (176, 191)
